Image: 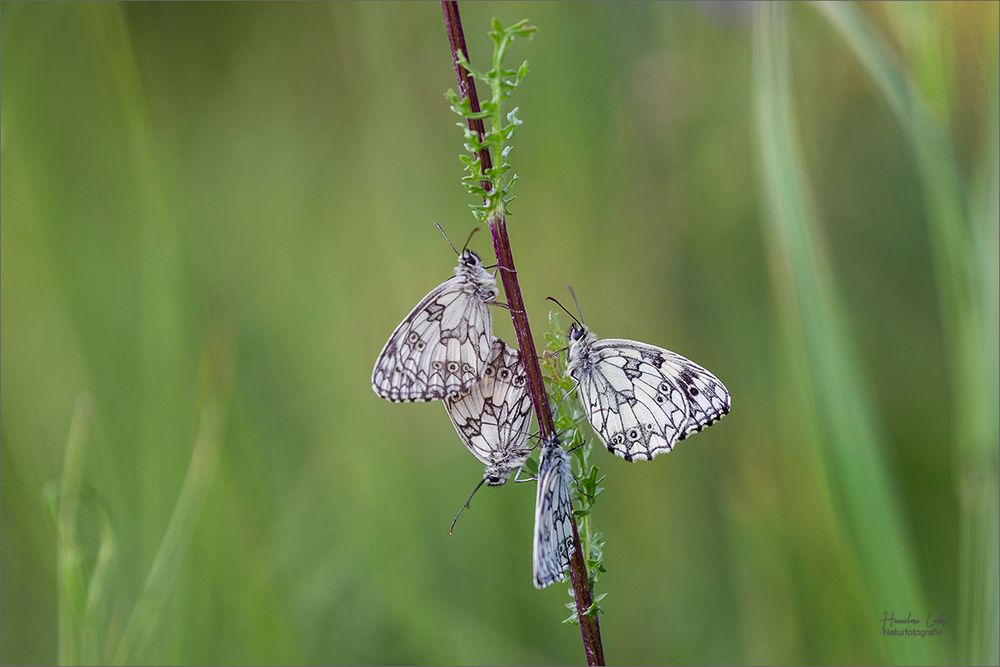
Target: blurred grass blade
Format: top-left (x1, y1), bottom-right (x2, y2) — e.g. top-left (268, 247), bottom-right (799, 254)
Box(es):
top-left (82, 497), bottom-right (117, 664)
top-left (957, 48), bottom-right (1000, 665)
top-left (112, 403), bottom-right (222, 665)
top-left (57, 394), bottom-right (92, 666)
top-left (812, 0), bottom-right (967, 348)
top-left (813, 3), bottom-right (999, 663)
top-left (752, 5), bottom-right (940, 663)
top-left (86, 0), bottom-right (192, 567)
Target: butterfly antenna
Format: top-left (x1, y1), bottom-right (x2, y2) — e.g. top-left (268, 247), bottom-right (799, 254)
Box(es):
top-left (545, 297), bottom-right (583, 328)
top-left (449, 476), bottom-right (488, 535)
top-left (567, 285), bottom-right (585, 323)
top-left (460, 227), bottom-right (481, 254)
top-left (434, 223), bottom-right (460, 256)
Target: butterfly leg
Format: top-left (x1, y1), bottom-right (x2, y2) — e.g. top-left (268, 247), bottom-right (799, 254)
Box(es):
top-left (511, 427), bottom-right (543, 447)
top-left (484, 264), bottom-right (517, 275)
top-left (554, 381), bottom-right (579, 407)
top-left (489, 301), bottom-right (526, 315)
top-left (513, 466), bottom-right (537, 483)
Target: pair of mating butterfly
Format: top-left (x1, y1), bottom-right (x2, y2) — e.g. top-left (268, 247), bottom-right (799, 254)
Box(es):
top-left (371, 227), bottom-right (731, 588)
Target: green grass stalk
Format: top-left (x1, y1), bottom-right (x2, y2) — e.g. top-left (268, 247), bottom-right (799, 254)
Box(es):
top-left (753, 5), bottom-right (939, 663)
top-left (57, 395), bottom-right (92, 666)
top-left (813, 4), bottom-right (999, 662)
top-left (112, 404), bottom-right (222, 664)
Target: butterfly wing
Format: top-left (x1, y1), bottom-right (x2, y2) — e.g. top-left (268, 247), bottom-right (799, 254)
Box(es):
top-left (443, 339), bottom-right (533, 471)
top-left (576, 339), bottom-right (730, 460)
top-left (372, 276), bottom-right (493, 402)
top-left (573, 339), bottom-right (690, 461)
top-left (658, 349), bottom-right (731, 438)
top-left (533, 438), bottom-right (575, 589)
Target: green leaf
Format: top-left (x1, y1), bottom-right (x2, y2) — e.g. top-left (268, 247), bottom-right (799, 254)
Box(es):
top-left (521, 456), bottom-right (539, 478)
top-left (517, 61), bottom-right (529, 83)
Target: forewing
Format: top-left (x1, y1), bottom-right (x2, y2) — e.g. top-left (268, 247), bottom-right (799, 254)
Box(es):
top-left (443, 339), bottom-right (533, 470)
top-left (575, 341), bottom-right (690, 462)
top-left (372, 277), bottom-right (493, 402)
top-left (533, 440), bottom-right (575, 589)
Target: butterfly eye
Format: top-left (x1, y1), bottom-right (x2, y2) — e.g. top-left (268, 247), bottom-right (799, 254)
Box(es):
top-left (658, 381), bottom-right (672, 393)
top-left (688, 386), bottom-right (700, 396)
top-left (462, 363), bottom-right (473, 373)
top-left (655, 394), bottom-right (666, 405)
top-left (485, 367), bottom-right (494, 376)
top-left (498, 368), bottom-right (512, 382)
top-left (611, 433), bottom-right (624, 445)
top-left (446, 361), bottom-right (459, 374)
top-left (432, 361), bottom-right (443, 371)
top-left (627, 428), bottom-right (640, 441)
top-left (407, 332), bottom-right (420, 344)
top-left (415, 341), bottom-right (426, 351)
top-left (512, 375), bottom-right (525, 387)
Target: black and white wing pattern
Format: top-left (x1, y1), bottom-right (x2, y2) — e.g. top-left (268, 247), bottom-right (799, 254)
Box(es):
top-left (372, 275), bottom-right (493, 402)
top-left (533, 436), bottom-right (575, 589)
top-left (444, 339), bottom-right (533, 481)
top-left (658, 349), bottom-right (731, 438)
top-left (574, 339), bottom-right (729, 462)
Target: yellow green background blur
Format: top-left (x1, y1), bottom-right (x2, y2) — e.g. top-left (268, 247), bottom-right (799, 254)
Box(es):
top-left (2, 2), bottom-right (997, 665)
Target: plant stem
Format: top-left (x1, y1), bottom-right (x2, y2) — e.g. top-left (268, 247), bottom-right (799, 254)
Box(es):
top-left (440, 3), bottom-right (605, 664)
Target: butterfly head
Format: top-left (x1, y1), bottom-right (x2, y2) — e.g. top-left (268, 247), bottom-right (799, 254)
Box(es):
top-left (565, 322), bottom-right (596, 373)
top-left (484, 466), bottom-right (509, 486)
top-left (459, 249), bottom-right (482, 268)
top-left (546, 296), bottom-right (589, 347)
top-left (455, 250), bottom-right (498, 300)
top-left (540, 433), bottom-right (565, 460)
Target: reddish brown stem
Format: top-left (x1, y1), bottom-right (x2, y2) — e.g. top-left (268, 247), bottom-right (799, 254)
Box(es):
top-left (440, 3), bottom-right (605, 664)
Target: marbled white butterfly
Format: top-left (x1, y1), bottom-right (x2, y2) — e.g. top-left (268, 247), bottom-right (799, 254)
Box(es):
top-left (372, 229), bottom-right (497, 402)
top-left (444, 338), bottom-right (534, 484)
top-left (444, 338), bottom-right (535, 532)
top-left (551, 297), bottom-right (731, 462)
top-left (533, 434), bottom-right (575, 589)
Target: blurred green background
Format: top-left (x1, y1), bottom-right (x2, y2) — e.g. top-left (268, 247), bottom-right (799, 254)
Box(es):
top-left (2, 2), bottom-right (997, 665)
